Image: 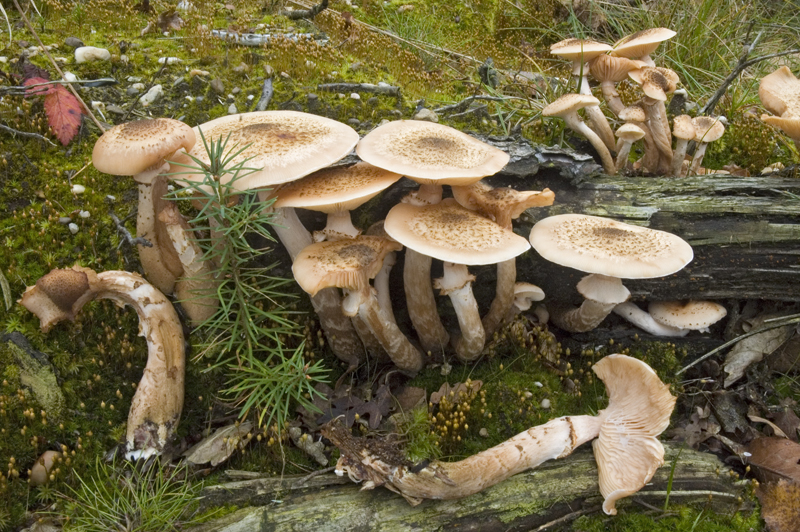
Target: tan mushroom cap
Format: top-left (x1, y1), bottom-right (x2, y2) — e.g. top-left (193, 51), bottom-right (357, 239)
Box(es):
top-left (181, 111), bottom-right (359, 191)
top-left (628, 68), bottom-right (674, 101)
top-left (550, 38), bottom-right (612, 74)
top-left (589, 54), bottom-right (646, 83)
top-left (759, 66), bottom-right (800, 117)
top-left (616, 123), bottom-right (645, 142)
top-left (20, 268), bottom-right (92, 331)
top-left (619, 105), bottom-right (647, 123)
top-left (648, 300), bottom-right (727, 330)
top-left (30, 450), bottom-right (61, 486)
top-left (610, 28), bottom-right (676, 59)
top-left (529, 214), bottom-right (693, 279)
top-left (542, 93), bottom-right (601, 117)
top-left (356, 120), bottom-right (509, 186)
top-left (384, 198), bottom-right (531, 266)
top-left (761, 114), bottom-right (800, 140)
top-left (672, 115), bottom-right (695, 140)
top-left (451, 181), bottom-right (555, 228)
top-left (92, 118), bottom-right (196, 176)
top-left (691, 116), bottom-right (725, 142)
top-left (292, 236), bottom-right (402, 296)
top-left (272, 162), bottom-right (402, 214)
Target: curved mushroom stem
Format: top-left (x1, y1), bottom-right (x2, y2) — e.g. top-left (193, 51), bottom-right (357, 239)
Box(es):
top-left (584, 104), bottom-right (617, 152)
top-left (325, 354), bottom-right (675, 515)
top-left (434, 262), bottom-right (485, 362)
top-left (671, 138), bottom-right (691, 177)
top-left (563, 114), bottom-right (616, 175)
top-left (21, 266), bottom-right (185, 460)
top-left (481, 258), bottom-right (516, 339)
top-left (641, 98), bottom-right (673, 175)
top-left (374, 250), bottom-right (397, 324)
top-left (549, 274), bottom-right (630, 333)
top-left (612, 302), bottom-right (689, 337)
top-left (601, 81), bottom-right (625, 117)
top-left (689, 142), bottom-right (710, 175)
top-left (342, 286), bottom-right (424, 373)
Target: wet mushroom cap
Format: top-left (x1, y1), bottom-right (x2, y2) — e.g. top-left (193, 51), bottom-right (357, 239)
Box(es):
top-left (629, 68), bottom-right (672, 101)
top-left (92, 118), bottom-right (196, 176)
top-left (648, 300), bottom-right (727, 330)
top-left (384, 198), bottom-right (531, 265)
top-left (610, 28), bottom-right (676, 59)
top-left (357, 120), bottom-right (509, 185)
top-left (182, 111), bottom-right (360, 190)
top-left (529, 214), bottom-right (693, 279)
top-left (292, 236), bottom-right (402, 296)
top-left (272, 162), bottom-right (402, 213)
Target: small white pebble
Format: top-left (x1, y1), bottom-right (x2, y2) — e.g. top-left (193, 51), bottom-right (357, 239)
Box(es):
top-left (68, 223), bottom-right (79, 234)
top-left (71, 184), bottom-right (85, 194)
top-left (79, 210), bottom-right (90, 218)
top-left (540, 398), bottom-right (551, 409)
top-left (350, 93), bottom-right (360, 100)
top-left (158, 56), bottom-right (182, 65)
top-left (106, 195), bottom-right (116, 202)
top-left (62, 72), bottom-right (78, 83)
top-left (479, 428), bottom-right (489, 438)
top-left (247, 94), bottom-right (254, 100)
top-left (533, 381), bottom-right (543, 388)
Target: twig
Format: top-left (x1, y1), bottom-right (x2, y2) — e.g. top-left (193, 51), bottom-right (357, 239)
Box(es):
top-left (433, 95), bottom-right (512, 113)
top-left (2, 78), bottom-right (117, 96)
top-left (676, 313), bottom-right (800, 375)
top-left (254, 77), bottom-right (274, 111)
top-left (0, 122), bottom-right (56, 145)
top-left (12, 0), bottom-right (106, 133)
top-left (109, 211), bottom-right (152, 248)
top-left (446, 104), bottom-right (488, 119)
top-left (291, 466), bottom-right (335, 487)
top-left (122, 64), bottom-right (168, 122)
top-left (533, 506), bottom-right (601, 531)
top-left (317, 82), bottom-right (401, 97)
top-left (280, 0), bottom-right (328, 20)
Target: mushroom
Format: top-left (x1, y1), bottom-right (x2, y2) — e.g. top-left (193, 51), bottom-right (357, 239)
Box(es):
top-left (325, 353), bottom-right (676, 515)
top-left (385, 199), bottom-right (530, 361)
top-left (20, 266), bottom-right (185, 459)
top-left (619, 104), bottom-right (658, 173)
top-left (670, 115), bottom-right (696, 177)
top-left (648, 300), bottom-right (727, 333)
top-left (529, 214), bottom-right (693, 332)
top-left (292, 236), bottom-right (424, 373)
top-left (612, 302), bottom-right (689, 337)
top-left (92, 118), bottom-right (196, 294)
top-left (760, 114), bottom-right (800, 151)
top-left (759, 65), bottom-right (800, 118)
top-left (451, 180), bottom-right (554, 336)
top-left (610, 28), bottom-right (677, 67)
top-left (628, 67), bottom-right (678, 174)
top-left (357, 120), bottom-right (509, 353)
top-left (588, 54), bottom-right (647, 116)
top-left (30, 450), bottom-right (61, 486)
top-left (543, 94), bottom-right (616, 175)
top-left (550, 38), bottom-right (616, 151)
top-left (689, 116), bottom-right (725, 175)
top-left (614, 123), bottom-right (646, 172)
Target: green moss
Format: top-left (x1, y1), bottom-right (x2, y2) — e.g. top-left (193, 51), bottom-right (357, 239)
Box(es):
top-left (573, 504), bottom-right (762, 532)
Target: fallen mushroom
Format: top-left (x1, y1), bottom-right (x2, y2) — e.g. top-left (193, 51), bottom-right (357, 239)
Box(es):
top-left (324, 354), bottom-right (676, 515)
top-left (612, 301), bottom-right (689, 337)
top-left (20, 266), bottom-right (184, 459)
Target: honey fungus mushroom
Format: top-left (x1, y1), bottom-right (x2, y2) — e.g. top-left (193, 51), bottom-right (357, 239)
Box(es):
top-left (92, 118), bottom-right (196, 294)
top-left (20, 266), bottom-right (185, 460)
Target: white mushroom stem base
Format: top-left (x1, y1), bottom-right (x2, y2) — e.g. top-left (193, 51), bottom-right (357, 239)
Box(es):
top-left (689, 142), bottom-right (711, 175)
top-left (550, 275), bottom-right (630, 333)
top-left (613, 302), bottom-right (689, 337)
top-left (314, 211), bottom-right (362, 242)
top-left (21, 267), bottom-right (185, 460)
top-left (326, 354), bottom-right (676, 515)
top-left (434, 262), bottom-right (485, 362)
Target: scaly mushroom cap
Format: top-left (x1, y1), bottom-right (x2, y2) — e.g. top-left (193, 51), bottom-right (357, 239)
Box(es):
top-left (592, 354), bottom-right (677, 515)
top-left (589, 54), bottom-right (646, 83)
top-left (615, 123), bottom-right (646, 143)
top-left (672, 115), bottom-right (696, 141)
top-left (761, 114), bottom-right (800, 140)
top-left (691, 116), bottom-right (725, 143)
top-left (550, 38), bottom-right (613, 74)
top-left (272, 162), bottom-right (402, 214)
top-left (542, 93), bottom-right (601, 117)
top-left (451, 181), bottom-right (555, 228)
top-left (619, 105), bottom-right (647, 123)
top-left (529, 214), bottom-right (693, 279)
top-left (610, 28), bottom-right (676, 60)
top-left (92, 118), bottom-right (196, 176)
top-left (384, 198), bottom-right (531, 265)
top-left (628, 67), bottom-right (675, 101)
top-left (19, 269), bottom-right (91, 331)
top-left (182, 111), bottom-right (359, 191)
top-left (759, 66), bottom-right (800, 117)
top-left (357, 120), bottom-right (509, 186)
top-left (292, 236), bottom-right (402, 296)
top-left (648, 300), bottom-right (727, 330)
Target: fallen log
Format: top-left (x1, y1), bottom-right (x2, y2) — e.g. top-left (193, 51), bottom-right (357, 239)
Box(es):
top-left (189, 444), bottom-right (752, 532)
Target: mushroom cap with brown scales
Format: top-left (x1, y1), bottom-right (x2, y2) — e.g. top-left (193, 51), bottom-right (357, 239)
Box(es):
top-left (759, 66), bottom-right (800, 117)
top-left (356, 120), bottom-right (509, 186)
top-left (384, 198), bottom-right (531, 266)
top-left (19, 268), bottom-right (91, 331)
top-left (181, 111), bottom-right (360, 191)
top-left (692, 116), bottom-right (725, 143)
top-left (628, 68), bottom-right (673, 101)
top-left (292, 236), bottom-right (403, 297)
top-left (550, 38), bottom-right (612, 74)
top-left (529, 214), bottom-right (693, 279)
top-left (92, 118), bottom-right (196, 176)
top-left (648, 300), bottom-right (727, 331)
top-left (272, 162), bottom-right (402, 214)
top-left (619, 105), bottom-right (647, 123)
top-left (451, 181), bottom-right (555, 228)
top-left (610, 28), bottom-right (676, 61)
top-left (672, 115), bottom-right (695, 141)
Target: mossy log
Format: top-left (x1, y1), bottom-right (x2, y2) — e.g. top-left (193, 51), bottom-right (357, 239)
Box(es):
top-left (190, 445), bottom-right (751, 532)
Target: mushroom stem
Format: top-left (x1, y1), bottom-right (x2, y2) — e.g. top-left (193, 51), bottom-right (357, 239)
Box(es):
top-left (434, 262), bottom-right (485, 362)
top-left (481, 258), bottom-right (516, 338)
top-left (404, 248), bottom-right (450, 355)
top-left (689, 142), bottom-right (710, 175)
top-left (21, 266), bottom-right (185, 460)
top-left (374, 250), bottom-right (397, 324)
top-left (671, 138), bottom-right (691, 177)
top-left (612, 302), bottom-right (689, 337)
top-left (326, 354), bottom-right (675, 515)
top-left (563, 114), bottom-right (616, 175)
top-left (549, 274), bottom-right (630, 333)
top-left (641, 98), bottom-right (673, 175)
top-left (314, 211), bottom-right (362, 242)
top-left (615, 139), bottom-right (635, 172)
top-left (584, 104), bottom-right (617, 152)
top-left (600, 81), bottom-right (625, 116)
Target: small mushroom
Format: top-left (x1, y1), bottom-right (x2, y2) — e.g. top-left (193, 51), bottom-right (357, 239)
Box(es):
top-left (670, 115), bottom-right (696, 177)
top-left (543, 94), bottom-right (616, 175)
top-left (610, 28), bottom-right (676, 67)
top-left (589, 54), bottom-right (647, 116)
top-left (21, 267), bottom-right (185, 459)
top-left (614, 123), bottom-right (646, 172)
top-left (689, 116), bottom-right (725, 175)
top-left (612, 302), bottom-right (689, 337)
top-left (30, 450), bottom-right (61, 486)
top-left (619, 105), bottom-right (658, 173)
top-left (648, 300), bottom-right (727, 333)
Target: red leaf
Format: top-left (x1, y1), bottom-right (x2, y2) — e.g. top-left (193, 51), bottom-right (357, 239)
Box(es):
top-left (43, 84), bottom-right (84, 146)
top-left (23, 76), bottom-right (53, 96)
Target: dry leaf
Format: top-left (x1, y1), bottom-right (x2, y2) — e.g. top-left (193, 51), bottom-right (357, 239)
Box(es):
top-left (723, 316), bottom-right (794, 386)
top-left (23, 77), bottom-right (84, 145)
top-left (746, 437), bottom-right (800, 484)
top-left (183, 421), bottom-right (253, 466)
top-left (756, 480), bottom-right (800, 532)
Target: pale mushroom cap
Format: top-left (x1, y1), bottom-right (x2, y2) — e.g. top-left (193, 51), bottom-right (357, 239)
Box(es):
top-left (542, 93), bottom-right (601, 117)
top-left (628, 68), bottom-right (672, 101)
top-left (514, 282), bottom-right (545, 310)
top-left (619, 105), bottom-right (647, 123)
top-left (272, 162), bottom-right (402, 214)
top-left (672, 115), bottom-right (695, 140)
top-left (529, 214), bottom-right (693, 279)
top-left (576, 274), bottom-right (630, 305)
top-left (357, 120), bottom-right (509, 185)
top-left (183, 111), bottom-right (359, 190)
top-left (384, 198), bottom-right (531, 265)
top-left (30, 450), bottom-right (61, 486)
top-left (759, 66), bottom-right (800, 117)
top-left (610, 28), bottom-right (676, 59)
top-left (648, 300), bottom-right (727, 330)
top-left (691, 116), bottom-right (725, 143)
top-left (616, 123), bottom-right (646, 142)
top-left (550, 38), bottom-right (612, 60)
top-left (92, 118), bottom-right (196, 176)
top-left (589, 54), bottom-right (646, 83)
top-left (761, 114), bottom-right (800, 140)
top-left (451, 181), bottom-right (555, 227)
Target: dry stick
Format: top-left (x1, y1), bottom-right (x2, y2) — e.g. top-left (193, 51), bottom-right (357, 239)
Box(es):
top-left (676, 313), bottom-right (800, 375)
top-left (12, 0), bottom-right (105, 133)
top-left (280, 0), bottom-right (328, 20)
top-left (0, 122), bottom-right (55, 145)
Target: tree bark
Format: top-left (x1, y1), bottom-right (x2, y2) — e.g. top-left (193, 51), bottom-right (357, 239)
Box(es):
top-left (189, 444), bottom-right (751, 532)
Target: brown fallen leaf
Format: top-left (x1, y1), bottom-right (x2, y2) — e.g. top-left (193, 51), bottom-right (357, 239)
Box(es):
top-left (183, 421), bottom-right (253, 467)
top-left (746, 437), bottom-right (800, 484)
top-left (723, 315), bottom-right (795, 386)
top-left (756, 480), bottom-right (800, 532)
